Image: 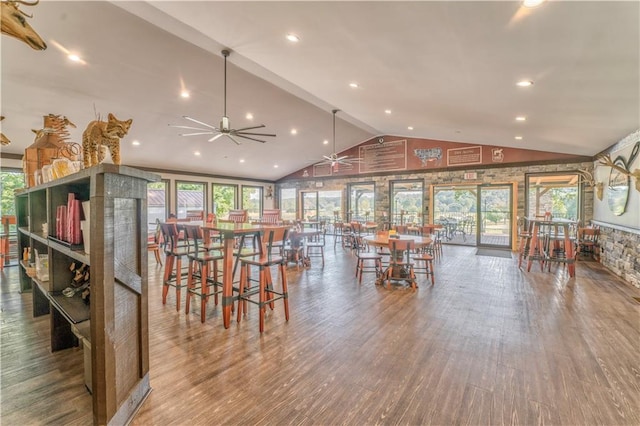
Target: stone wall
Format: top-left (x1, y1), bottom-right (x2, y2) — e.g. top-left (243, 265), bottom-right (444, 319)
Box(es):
top-left (595, 223), bottom-right (640, 288)
top-left (279, 160), bottom-right (594, 228)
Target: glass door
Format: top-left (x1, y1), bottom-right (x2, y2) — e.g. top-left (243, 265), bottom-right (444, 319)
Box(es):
top-left (477, 184), bottom-right (512, 248)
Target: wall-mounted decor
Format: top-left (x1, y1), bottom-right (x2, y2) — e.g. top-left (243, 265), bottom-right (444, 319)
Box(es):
top-left (359, 139), bottom-right (407, 173)
top-left (0, 116), bottom-right (10, 145)
top-left (0, 0), bottom-right (47, 50)
top-left (447, 146), bottom-right (482, 166)
top-left (598, 141), bottom-right (639, 215)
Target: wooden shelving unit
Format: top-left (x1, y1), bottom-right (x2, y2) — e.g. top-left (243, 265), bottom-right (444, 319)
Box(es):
top-left (16, 164), bottom-right (159, 425)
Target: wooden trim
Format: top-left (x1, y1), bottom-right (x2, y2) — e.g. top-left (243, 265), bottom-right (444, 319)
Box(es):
top-left (132, 164), bottom-right (275, 184)
top-left (591, 220), bottom-right (640, 235)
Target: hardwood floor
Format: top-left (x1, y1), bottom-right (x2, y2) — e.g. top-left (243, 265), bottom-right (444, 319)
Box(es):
top-left (2, 241), bottom-right (639, 425)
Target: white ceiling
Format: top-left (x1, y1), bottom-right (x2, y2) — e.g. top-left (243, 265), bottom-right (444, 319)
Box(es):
top-left (1, 1), bottom-right (638, 181)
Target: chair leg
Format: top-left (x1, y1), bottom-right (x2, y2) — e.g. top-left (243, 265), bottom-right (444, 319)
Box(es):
top-left (200, 261), bottom-right (209, 323)
top-left (237, 264), bottom-right (247, 323)
top-left (175, 257), bottom-right (182, 312)
top-left (162, 254), bottom-right (175, 305)
top-left (281, 264), bottom-right (289, 322)
top-left (259, 268), bottom-right (267, 333)
top-left (185, 260), bottom-right (194, 314)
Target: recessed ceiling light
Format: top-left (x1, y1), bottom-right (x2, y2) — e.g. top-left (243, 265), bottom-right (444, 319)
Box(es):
top-left (523, 0), bottom-right (545, 8)
top-left (407, 126), bottom-right (414, 130)
top-left (194, 151), bottom-right (201, 156)
top-left (290, 128), bottom-right (297, 135)
top-left (132, 140), bottom-right (141, 146)
top-left (515, 136), bottom-right (523, 140)
top-left (323, 139), bottom-right (329, 145)
top-left (68, 54), bottom-right (82, 63)
top-left (516, 80), bottom-right (534, 87)
top-left (385, 109), bottom-right (392, 115)
top-left (239, 158), bottom-right (245, 163)
top-left (286, 33), bottom-right (300, 43)
top-left (246, 113), bottom-right (253, 120)
top-left (349, 82), bottom-right (359, 88)
top-left (180, 90), bottom-right (190, 98)
top-left (274, 164), bottom-right (279, 168)
top-left (516, 116), bottom-right (527, 121)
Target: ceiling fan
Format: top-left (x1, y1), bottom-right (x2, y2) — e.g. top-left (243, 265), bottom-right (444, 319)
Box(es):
top-left (317, 109), bottom-right (362, 171)
top-left (169, 49), bottom-right (276, 145)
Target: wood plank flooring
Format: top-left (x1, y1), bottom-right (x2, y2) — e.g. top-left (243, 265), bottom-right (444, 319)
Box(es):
top-left (2, 241), bottom-right (639, 425)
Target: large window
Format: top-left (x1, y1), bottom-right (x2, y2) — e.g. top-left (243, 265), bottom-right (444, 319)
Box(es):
top-left (301, 190), bottom-right (342, 223)
top-left (241, 186), bottom-right (262, 221)
top-left (280, 188), bottom-right (296, 221)
top-left (348, 182), bottom-right (374, 222)
top-left (1, 170), bottom-right (25, 216)
top-left (390, 180), bottom-right (424, 225)
top-left (525, 172), bottom-right (581, 221)
top-left (176, 181), bottom-right (206, 219)
top-left (147, 180), bottom-right (169, 225)
top-left (212, 184), bottom-right (238, 218)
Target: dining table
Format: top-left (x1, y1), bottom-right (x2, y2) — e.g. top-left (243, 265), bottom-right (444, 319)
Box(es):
top-left (201, 222), bottom-right (281, 328)
top-left (525, 217), bottom-right (577, 277)
top-left (362, 234), bottom-right (433, 286)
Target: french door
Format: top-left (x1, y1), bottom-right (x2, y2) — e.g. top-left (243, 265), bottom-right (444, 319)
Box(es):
top-left (477, 184), bottom-right (513, 248)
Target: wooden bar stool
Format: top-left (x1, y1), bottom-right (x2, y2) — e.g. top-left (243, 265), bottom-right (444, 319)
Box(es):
top-left (160, 222), bottom-right (191, 311)
top-left (183, 224), bottom-right (224, 322)
top-left (236, 227), bottom-right (290, 333)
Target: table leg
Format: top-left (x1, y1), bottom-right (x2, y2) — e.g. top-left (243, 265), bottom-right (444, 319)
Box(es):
top-left (222, 237), bottom-right (235, 328)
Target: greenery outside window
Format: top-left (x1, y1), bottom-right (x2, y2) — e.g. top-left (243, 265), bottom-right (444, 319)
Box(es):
top-left (212, 184), bottom-right (238, 218)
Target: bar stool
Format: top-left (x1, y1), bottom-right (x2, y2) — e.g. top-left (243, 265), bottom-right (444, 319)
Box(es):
top-left (160, 222), bottom-right (190, 311)
top-left (183, 224), bottom-right (224, 322)
top-left (236, 227), bottom-right (289, 333)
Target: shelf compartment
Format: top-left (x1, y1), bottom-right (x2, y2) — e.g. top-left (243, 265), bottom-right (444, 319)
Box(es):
top-left (48, 237), bottom-right (89, 265)
top-left (49, 291), bottom-right (90, 324)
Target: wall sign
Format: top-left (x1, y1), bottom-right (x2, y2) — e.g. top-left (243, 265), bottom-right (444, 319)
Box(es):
top-left (359, 140), bottom-right (407, 173)
top-left (447, 146), bottom-right (482, 166)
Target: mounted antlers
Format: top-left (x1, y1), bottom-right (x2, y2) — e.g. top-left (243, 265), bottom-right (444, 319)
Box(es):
top-left (0, 116), bottom-right (11, 146)
top-left (1, 0), bottom-right (47, 50)
top-left (597, 153), bottom-right (640, 192)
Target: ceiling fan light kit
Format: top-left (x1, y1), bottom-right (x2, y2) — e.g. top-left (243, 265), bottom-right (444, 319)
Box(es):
top-left (317, 109), bottom-right (362, 171)
top-left (169, 49), bottom-right (276, 145)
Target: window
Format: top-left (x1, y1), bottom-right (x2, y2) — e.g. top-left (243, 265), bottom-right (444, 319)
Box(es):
top-left (301, 190), bottom-right (343, 223)
top-left (176, 181), bottom-right (206, 219)
top-left (1, 170), bottom-right (25, 216)
top-left (147, 180), bottom-right (169, 225)
top-left (390, 180), bottom-right (424, 226)
top-left (212, 184), bottom-right (238, 218)
top-left (279, 188), bottom-right (296, 221)
top-left (348, 182), bottom-right (374, 222)
top-left (241, 186), bottom-right (262, 221)
top-left (525, 173), bottom-right (581, 221)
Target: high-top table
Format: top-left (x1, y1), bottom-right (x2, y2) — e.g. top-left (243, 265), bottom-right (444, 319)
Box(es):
top-left (202, 222), bottom-right (280, 328)
top-left (525, 218), bottom-right (577, 277)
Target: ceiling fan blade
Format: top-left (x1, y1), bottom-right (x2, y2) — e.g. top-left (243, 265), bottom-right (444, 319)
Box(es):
top-left (208, 133), bottom-right (224, 142)
top-left (323, 155), bottom-right (333, 161)
top-left (234, 131), bottom-right (277, 137)
top-left (235, 134), bottom-right (267, 143)
top-left (337, 155), bottom-right (349, 161)
top-left (226, 134), bottom-right (242, 145)
top-left (234, 124), bottom-right (266, 132)
top-left (169, 124), bottom-right (210, 131)
top-left (179, 132), bottom-right (215, 137)
top-left (183, 116), bottom-right (219, 130)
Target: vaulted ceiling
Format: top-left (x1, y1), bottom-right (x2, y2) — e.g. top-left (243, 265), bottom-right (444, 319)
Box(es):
top-left (1, 1), bottom-right (638, 181)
